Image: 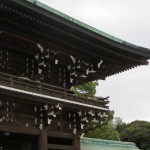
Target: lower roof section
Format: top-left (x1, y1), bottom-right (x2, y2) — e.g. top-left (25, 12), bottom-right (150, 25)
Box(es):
top-left (0, 84), bottom-right (108, 111)
top-left (0, 72), bottom-right (109, 112)
top-left (81, 137), bottom-right (139, 150)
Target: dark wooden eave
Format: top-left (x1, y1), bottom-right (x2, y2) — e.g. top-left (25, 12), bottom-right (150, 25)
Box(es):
top-left (0, 0), bottom-right (150, 85)
top-left (3, 0), bottom-right (150, 58)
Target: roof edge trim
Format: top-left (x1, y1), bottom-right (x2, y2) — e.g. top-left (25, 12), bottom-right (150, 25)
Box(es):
top-left (25, 0), bottom-right (150, 51)
top-left (81, 137), bottom-right (138, 148)
top-left (0, 85), bottom-right (109, 111)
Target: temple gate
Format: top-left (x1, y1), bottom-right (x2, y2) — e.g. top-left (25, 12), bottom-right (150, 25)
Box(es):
top-left (0, 0), bottom-right (150, 150)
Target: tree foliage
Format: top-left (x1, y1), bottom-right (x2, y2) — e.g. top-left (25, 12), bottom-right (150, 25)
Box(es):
top-left (110, 117), bottom-right (127, 133)
top-left (120, 120), bottom-right (150, 150)
top-left (115, 122), bottom-right (127, 133)
top-left (85, 123), bottom-right (120, 141)
top-left (71, 81), bottom-right (99, 96)
top-left (84, 115), bottom-right (120, 141)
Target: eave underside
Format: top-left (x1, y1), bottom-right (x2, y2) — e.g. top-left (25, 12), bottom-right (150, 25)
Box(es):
top-left (0, 0), bottom-right (149, 87)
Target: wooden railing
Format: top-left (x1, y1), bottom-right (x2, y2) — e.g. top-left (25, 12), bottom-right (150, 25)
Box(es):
top-left (0, 72), bottom-right (109, 108)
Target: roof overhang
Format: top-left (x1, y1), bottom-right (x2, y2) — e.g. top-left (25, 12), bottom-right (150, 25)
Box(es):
top-left (0, 0), bottom-right (150, 84)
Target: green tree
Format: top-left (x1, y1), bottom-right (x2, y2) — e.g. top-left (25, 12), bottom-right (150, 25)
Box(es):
top-left (110, 117), bottom-right (127, 133)
top-left (71, 81), bottom-right (98, 96)
top-left (84, 115), bottom-right (120, 141)
top-left (116, 122), bottom-right (127, 134)
top-left (85, 123), bottom-right (120, 141)
top-left (120, 120), bottom-right (150, 150)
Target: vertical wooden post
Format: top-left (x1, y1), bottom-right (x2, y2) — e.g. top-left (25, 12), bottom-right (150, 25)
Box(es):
top-left (10, 76), bottom-right (13, 87)
top-left (21, 142), bottom-right (31, 150)
top-left (74, 135), bottom-right (80, 150)
top-left (59, 115), bottom-right (63, 132)
top-left (38, 129), bottom-right (47, 150)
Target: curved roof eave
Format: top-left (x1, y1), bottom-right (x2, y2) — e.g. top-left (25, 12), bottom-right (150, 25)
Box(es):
top-left (12, 0), bottom-right (150, 58)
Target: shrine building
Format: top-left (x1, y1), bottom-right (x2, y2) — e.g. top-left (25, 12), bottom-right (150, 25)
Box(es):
top-left (0, 0), bottom-right (150, 150)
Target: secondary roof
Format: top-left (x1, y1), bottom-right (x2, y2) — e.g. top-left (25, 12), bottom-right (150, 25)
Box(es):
top-left (81, 137), bottom-right (139, 150)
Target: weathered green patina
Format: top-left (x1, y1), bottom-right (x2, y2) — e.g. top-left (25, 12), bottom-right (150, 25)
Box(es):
top-left (81, 137), bottom-right (139, 150)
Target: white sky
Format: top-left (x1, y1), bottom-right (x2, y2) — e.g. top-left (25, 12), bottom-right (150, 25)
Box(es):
top-left (38, 0), bottom-right (150, 123)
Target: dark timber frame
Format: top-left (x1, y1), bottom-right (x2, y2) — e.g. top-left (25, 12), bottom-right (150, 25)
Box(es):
top-left (0, 0), bottom-right (150, 150)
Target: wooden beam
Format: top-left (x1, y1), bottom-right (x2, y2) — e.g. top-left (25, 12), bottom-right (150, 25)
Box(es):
top-left (0, 124), bottom-right (40, 135)
top-left (47, 131), bottom-right (74, 139)
top-left (48, 144), bottom-right (74, 150)
top-left (21, 143), bottom-right (31, 150)
top-left (0, 110), bottom-right (35, 120)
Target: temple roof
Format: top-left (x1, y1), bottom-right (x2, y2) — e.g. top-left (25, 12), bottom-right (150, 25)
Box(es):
top-left (1, 0), bottom-right (150, 86)
top-left (22, 0), bottom-right (150, 56)
top-left (26, 0), bottom-right (149, 52)
top-left (81, 137), bottom-right (139, 150)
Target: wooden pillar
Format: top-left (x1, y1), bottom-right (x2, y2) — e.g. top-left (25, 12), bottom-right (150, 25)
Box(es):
top-left (74, 135), bottom-right (80, 150)
top-left (21, 143), bottom-right (31, 150)
top-left (38, 129), bottom-right (47, 150)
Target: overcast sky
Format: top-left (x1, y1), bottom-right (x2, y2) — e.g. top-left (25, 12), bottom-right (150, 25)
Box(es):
top-left (38, 0), bottom-right (150, 123)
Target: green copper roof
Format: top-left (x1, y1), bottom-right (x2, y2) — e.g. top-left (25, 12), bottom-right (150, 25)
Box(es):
top-left (81, 137), bottom-right (139, 150)
top-left (25, 0), bottom-right (149, 51)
